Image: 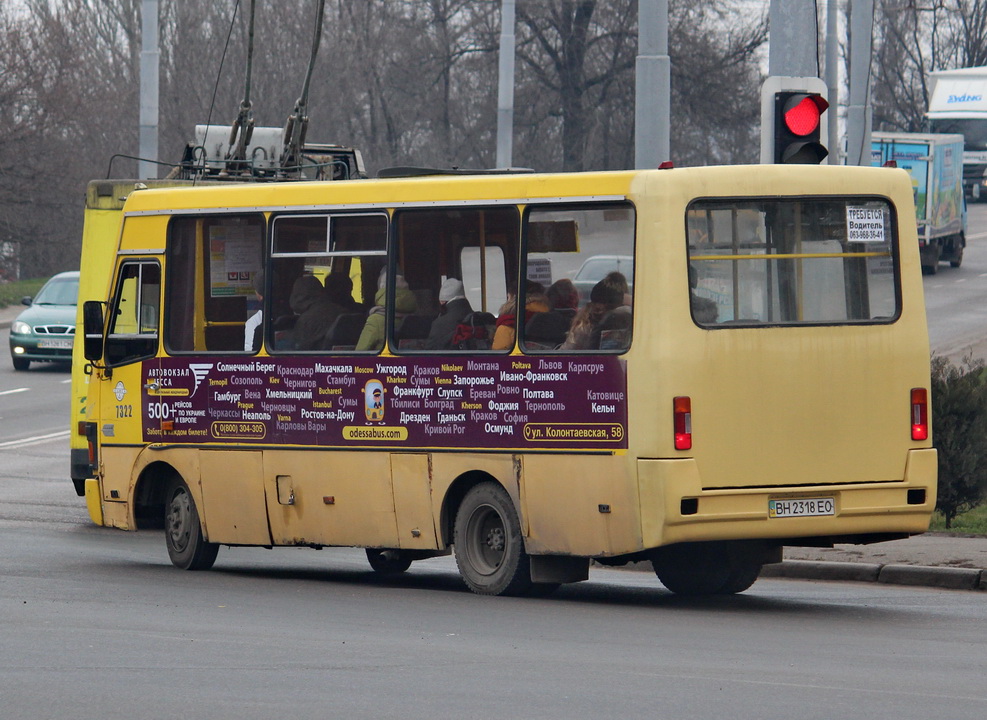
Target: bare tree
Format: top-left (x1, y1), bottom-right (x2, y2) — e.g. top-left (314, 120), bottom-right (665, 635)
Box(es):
top-left (871, 0), bottom-right (987, 133)
top-left (515, 0), bottom-right (637, 171)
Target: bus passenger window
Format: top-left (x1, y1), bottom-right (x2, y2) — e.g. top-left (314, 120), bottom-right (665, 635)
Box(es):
top-left (522, 204), bottom-right (635, 353)
top-left (165, 215), bottom-right (265, 353)
top-left (269, 213), bottom-right (387, 353)
top-left (393, 207), bottom-right (517, 353)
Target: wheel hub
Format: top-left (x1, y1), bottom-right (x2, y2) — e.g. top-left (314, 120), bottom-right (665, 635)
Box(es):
top-left (485, 527), bottom-right (505, 552)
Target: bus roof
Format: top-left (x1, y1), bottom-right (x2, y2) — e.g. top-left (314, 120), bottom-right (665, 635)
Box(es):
top-left (117, 164), bottom-right (910, 216)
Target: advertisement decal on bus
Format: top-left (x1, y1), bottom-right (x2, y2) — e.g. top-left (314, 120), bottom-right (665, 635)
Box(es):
top-left (141, 355), bottom-right (628, 450)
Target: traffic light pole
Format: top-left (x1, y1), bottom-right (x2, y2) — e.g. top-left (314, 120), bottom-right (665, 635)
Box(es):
top-left (767, 0), bottom-right (817, 79)
top-left (634, 0), bottom-right (670, 169)
top-left (846, 0), bottom-right (874, 166)
top-left (495, 0), bottom-right (516, 169)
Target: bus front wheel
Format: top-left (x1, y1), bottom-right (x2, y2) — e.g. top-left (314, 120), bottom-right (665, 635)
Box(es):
top-left (165, 476), bottom-right (219, 571)
top-left (454, 482), bottom-right (532, 596)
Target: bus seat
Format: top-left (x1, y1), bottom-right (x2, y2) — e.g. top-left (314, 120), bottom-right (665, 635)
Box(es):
top-left (324, 312), bottom-right (366, 350)
top-left (395, 314), bottom-right (435, 350)
top-left (594, 309), bottom-right (631, 351)
top-left (524, 310), bottom-right (572, 349)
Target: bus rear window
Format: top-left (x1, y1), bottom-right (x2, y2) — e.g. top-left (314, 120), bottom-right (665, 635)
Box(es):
top-left (686, 198), bottom-right (898, 326)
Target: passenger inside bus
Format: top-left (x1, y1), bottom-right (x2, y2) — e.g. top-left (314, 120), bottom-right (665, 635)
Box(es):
top-left (324, 273), bottom-right (365, 315)
top-left (244, 270), bottom-right (264, 352)
top-left (522, 278), bottom-right (579, 349)
top-left (562, 272), bottom-right (631, 351)
top-left (689, 265), bottom-right (718, 324)
top-left (492, 280), bottom-right (549, 351)
top-left (424, 278), bottom-right (473, 350)
top-left (356, 269), bottom-right (417, 351)
top-left (546, 278), bottom-right (579, 314)
top-left (282, 275), bottom-right (346, 351)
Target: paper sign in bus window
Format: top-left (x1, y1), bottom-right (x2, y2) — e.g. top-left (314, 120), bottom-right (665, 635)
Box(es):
top-left (846, 207), bottom-right (887, 244)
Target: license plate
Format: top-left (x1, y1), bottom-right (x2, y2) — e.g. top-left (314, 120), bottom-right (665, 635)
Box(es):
top-left (38, 338), bottom-right (73, 349)
top-left (768, 497), bottom-right (835, 518)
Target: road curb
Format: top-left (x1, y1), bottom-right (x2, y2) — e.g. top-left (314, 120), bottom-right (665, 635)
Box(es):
top-left (762, 560), bottom-right (986, 591)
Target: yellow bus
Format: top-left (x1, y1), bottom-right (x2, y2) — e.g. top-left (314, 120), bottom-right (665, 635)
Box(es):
top-left (77, 164), bottom-right (936, 596)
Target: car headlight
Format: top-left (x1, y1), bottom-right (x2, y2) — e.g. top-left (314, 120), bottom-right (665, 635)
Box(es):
top-left (11, 321), bottom-right (32, 335)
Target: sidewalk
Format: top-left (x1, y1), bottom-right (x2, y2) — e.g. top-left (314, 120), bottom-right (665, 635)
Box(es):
top-left (765, 533), bottom-right (987, 591)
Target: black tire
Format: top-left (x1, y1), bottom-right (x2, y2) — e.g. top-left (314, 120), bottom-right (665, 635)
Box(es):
top-left (950, 243), bottom-right (964, 268)
top-left (165, 477), bottom-right (219, 570)
top-left (652, 541), bottom-right (762, 596)
top-left (366, 548), bottom-right (413, 575)
top-left (454, 482), bottom-right (532, 596)
top-left (11, 356), bottom-right (29, 371)
top-left (716, 560), bottom-right (763, 595)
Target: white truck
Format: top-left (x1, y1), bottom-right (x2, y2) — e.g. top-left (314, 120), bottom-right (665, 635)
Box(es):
top-left (926, 66), bottom-right (987, 199)
top-left (871, 132), bottom-right (967, 273)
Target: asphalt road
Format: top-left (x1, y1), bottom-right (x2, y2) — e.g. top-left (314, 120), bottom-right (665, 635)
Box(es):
top-left (2, 434), bottom-right (987, 719)
top-left (924, 200), bottom-right (987, 359)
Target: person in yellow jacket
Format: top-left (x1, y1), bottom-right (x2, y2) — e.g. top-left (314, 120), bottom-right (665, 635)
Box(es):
top-left (356, 270), bottom-right (418, 351)
top-left (492, 280), bottom-right (549, 351)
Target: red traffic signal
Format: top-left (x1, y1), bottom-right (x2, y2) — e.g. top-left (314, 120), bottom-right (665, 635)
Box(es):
top-left (773, 92), bottom-right (829, 164)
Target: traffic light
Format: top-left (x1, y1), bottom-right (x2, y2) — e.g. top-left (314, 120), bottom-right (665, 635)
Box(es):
top-left (773, 92), bottom-right (829, 164)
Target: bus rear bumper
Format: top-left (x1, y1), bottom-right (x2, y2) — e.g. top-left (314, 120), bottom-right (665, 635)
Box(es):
top-left (638, 449), bottom-right (938, 549)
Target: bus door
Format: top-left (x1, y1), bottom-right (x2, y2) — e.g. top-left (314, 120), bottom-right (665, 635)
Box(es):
top-left (95, 259), bottom-right (162, 515)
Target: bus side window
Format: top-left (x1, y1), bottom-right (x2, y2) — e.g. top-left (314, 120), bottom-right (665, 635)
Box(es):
top-left (269, 213), bottom-right (386, 353)
top-left (393, 207), bottom-right (517, 353)
top-left (165, 215), bottom-right (265, 353)
top-left (521, 204), bottom-right (635, 353)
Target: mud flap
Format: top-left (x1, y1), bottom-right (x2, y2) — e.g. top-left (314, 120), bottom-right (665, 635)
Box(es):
top-left (529, 555), bottom-right (589, 584)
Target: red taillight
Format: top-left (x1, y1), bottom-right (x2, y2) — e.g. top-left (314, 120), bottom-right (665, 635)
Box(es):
top-left (674, 396), bottom-right (692, 450)
top-left (80, 421), bottom-right (97, 469)
top-left (911, 388), bottom-right (929, 441)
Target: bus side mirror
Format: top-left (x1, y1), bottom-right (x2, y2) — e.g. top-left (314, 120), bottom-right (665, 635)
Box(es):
top-left (83, 300), bottom-right (105, 362)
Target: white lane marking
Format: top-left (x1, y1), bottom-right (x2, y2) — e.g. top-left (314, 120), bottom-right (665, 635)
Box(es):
top-left (0, 388), bottom-right (29, 397)
top-left (0, 430), bottom-right (70, 450)
top-left (61, 379), bottom-right (72, 384)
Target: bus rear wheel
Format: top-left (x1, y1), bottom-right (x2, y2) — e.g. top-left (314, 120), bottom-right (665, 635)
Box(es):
top-left (454, 482), bottom-right (532, 596)
top-left (651, 542), bottom-right (762, 596)
top-left (365, 549), bottom-right (413, 574)
top-left (165, 476), bottom-right (219, 571)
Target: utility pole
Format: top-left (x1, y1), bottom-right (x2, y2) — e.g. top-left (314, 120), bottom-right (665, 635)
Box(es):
top-left (768, 0), bottom-right (817, 78)
top-left (496, 0), bottom-right (516, 168)
top-left (139, 0), bottom-right (159, 179)
top-left (825, 0), bottom-right (839, 163)
top-left (634, 0), bottom-right (670, 168)
top-left (846, 0), bottom-right (874, 166)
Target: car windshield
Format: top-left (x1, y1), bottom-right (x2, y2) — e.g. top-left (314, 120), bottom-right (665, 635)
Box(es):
top-left (576, 257), bottom-right (632, 282)
top-left (929, 118), bottom-right (987, 147)
top-left (34, 276), bottom-right (79, 306)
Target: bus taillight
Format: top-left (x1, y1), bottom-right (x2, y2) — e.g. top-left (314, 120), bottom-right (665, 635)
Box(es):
top-left (911, 388), bottom-right (929, 441)
top-left (674, 396), bottom-right (692, 450)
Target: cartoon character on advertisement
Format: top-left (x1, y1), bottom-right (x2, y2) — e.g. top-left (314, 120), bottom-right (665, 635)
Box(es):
top-left (364, 379), bottom-right (385, 423)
